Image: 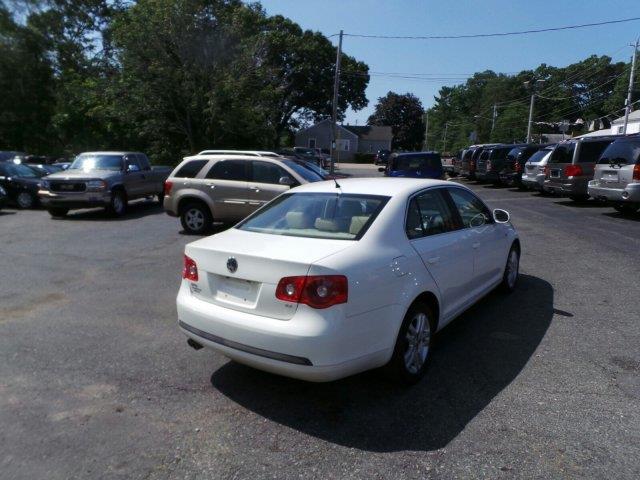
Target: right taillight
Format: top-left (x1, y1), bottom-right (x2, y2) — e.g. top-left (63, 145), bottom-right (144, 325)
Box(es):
top-left (633, 164), bottom-right (640, 181)
top-left (182, 254), bottom-right (198, 281)
top-left (543, 166), bottom-right (550, 177)
top-left (470, 160), bottom-right (476, 171)
top-left (164, 180), bottom-right (173, 195)
top-left (276, 275), bottom-right (348, 309)
top-left (564, 164), bottom-right (583, 177)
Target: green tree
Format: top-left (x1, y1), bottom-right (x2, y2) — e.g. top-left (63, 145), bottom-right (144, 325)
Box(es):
top-left (368, 92), bottom-right (425, 150)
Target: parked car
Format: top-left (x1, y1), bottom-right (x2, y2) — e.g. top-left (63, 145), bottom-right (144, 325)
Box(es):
top-left (163, 154), bottom-right (324, 234)
top-left (374, 149), bottom-right (392, 165)
top-left (294, 147), bottom-right (328, 168)
top-left (0, 184), bottom-right (8, 210)
top-left (53, 161), bottom-right (71, 170)
top-left (453, 149), bottom-right (466, 176)
top-left (291, 159), bottom-right (348, 180)
top-left (521, 146), bottom-right (555, 191)
top-left (588, 135), bottom-right (640, 214)
top-left (0, 151), bottom-right (26, 162)
top-left (38, 151), bottom-right (171, 217)
top-left (176, 178), bottom-right (519, 383)
top-left (543, 136), bottom-right (617, 201)
top-left (475, 144), bottom-right (519, 184)
top-left (459, 144), bottom-right (498, 179)
top-left (379, 152), bottom-right (444, 179)
top-left (0, 161), bottom-right (43, 208)
top-left (440, 152), bottom-right (456, 176)
top-left (499, 144), bottom-right (551, 187)
top-left (26, 163), bottom-right (64, 176)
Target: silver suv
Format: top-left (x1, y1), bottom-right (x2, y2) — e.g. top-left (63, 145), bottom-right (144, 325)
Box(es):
top-left (521, 146), bottom-right (554, 191)
top-left (163, 155), bottom-right (324, 234)
top-left (588, 136), bottom-right (640, 214)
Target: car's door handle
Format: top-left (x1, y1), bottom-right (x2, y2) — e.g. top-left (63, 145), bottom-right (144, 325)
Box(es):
top-left (472, 242), bottom-right (480, 249)
top-left (427, 256), bottom-right (440, 264)
top-left (249, 186), bottom-right (260, 192)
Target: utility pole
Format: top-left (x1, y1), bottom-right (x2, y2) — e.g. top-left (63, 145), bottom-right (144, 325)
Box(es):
top-left (491, 104), bottom-right (497, 137)
top-left (525, 80), bottom-right (544, 143)
top-left (423, 111), bottom-right (429, 150)
top-left (623, 38), bottom-right (639, 135)
top-left (442, 122), bottom-right (449, 153)
top-left (331, 30), bottom-right (343, 174)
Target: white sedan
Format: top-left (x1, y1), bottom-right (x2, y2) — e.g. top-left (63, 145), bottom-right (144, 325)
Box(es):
top-left (177, 178), bottom-right (520, 384)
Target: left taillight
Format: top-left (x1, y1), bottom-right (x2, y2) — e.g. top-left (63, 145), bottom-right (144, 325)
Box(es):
top-left (564, 164), bottom-right (583, 177)
top-left (164, 180), bottom-right (173, 196)
top-left (515, 161), bottom-right (522, 173)
top-left (276, 275), bottom-right (348, 309)
top-left (182, 254), bottom-right (198, 281)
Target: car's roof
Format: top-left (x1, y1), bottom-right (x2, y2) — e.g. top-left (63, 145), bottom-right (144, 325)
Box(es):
top-left (182, 154), bottom-right (285, 162)
top-left (77, 151), bottom-right (143, 155)
top-left (292, 177), bottom-right (456, 197)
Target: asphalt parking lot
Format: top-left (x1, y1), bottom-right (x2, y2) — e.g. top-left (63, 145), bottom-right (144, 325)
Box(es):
top-left (1, 165), bottom-right (639, 479)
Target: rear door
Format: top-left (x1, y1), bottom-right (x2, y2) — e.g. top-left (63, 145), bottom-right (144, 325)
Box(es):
top-left (136, 154), bottom-right (156, 195)
top-left (547, 142), bottom-right (576, 185)
top-left (406, 188), bottom-right (475, 320)
top-left (447, 187), bottom-right (506, 290)
top-left (247, 160), bottom-right (297, 210)
top-left (123, 154), bottom-right (145, 197)
top-left (201, 160), bottom-right (252, 221)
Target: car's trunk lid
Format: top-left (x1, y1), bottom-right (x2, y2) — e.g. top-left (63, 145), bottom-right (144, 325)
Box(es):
top-left (185, 228), bottom-right (353, 320)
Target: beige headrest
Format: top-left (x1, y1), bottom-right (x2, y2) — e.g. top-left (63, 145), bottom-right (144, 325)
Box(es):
top-left (314, 218), bottom-right (339, 232)
top-left (349, 216), bottom-right (370, 235)
top-left (286, 211), bottom-right (311, 229)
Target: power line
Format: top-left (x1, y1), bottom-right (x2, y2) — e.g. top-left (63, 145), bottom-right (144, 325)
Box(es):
top-left (338, 17), bottom-right (640, 40)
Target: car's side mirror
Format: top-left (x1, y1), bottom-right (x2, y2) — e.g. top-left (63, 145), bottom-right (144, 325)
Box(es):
top-left (378, 167), bottom-right (385, 173)
top-left (126, 164), bottom-right (140, 173)
top-left (278, 176), bottom-right (295, 186)
top-left (493, 209), bottom-right (510, 223)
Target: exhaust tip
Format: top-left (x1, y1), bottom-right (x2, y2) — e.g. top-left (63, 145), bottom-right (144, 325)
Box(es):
top-left (187, 338), bottom-right (204, 350)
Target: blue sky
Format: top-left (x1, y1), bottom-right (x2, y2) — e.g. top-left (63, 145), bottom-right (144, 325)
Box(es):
top-left (257, 0), bottom-right (640, 125)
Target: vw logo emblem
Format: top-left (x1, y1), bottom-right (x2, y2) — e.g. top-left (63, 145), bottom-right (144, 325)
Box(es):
top-left (227, 257), bottom-right (238, 273)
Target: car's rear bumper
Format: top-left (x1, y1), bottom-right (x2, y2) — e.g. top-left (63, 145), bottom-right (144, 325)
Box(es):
top-left (543, 177), bottom-right (589, 196)
top-left (176, 283), bottom-right (392, 382)
top-left (38, 190), bottom-right (110, 209)
top-left (588, 181), bottom-right (640, 203)
top-left (521, 174), bottom-right (544, 190)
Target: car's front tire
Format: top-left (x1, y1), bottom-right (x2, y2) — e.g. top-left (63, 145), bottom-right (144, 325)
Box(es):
top-left (180, 202), bottom-right (212, 235)
top-left (500, 244), bottom-right (520, 293)
top-left (48, 207), bottom-right (69, 218)
top-left (16, 191), bottom-right (36, 209)
top-left (106, 190), bottom-right (127, 217)
top-left (385, 301), bottom-right (435, 385)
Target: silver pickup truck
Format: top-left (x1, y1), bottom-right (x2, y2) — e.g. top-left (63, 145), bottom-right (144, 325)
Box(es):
top-left (38, 151), bottom-right (171, 217)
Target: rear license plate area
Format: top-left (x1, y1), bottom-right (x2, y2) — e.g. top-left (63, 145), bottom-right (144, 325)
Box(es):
top-left (211, 274), bottom-right (259, 306)
top-left (550, 170), bottom-right (560, 178)
top-left (601, 171), bottom-right (619, 182)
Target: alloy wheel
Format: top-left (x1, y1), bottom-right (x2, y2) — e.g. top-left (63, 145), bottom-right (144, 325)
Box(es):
top-left (404, 312), bottom-right (430, 374)
top-left (185, 208), bottom-right (205, 231)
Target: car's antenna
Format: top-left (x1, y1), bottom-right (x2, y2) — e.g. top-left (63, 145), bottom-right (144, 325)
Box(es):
top-left (333, 177), bottom-right (341, 189)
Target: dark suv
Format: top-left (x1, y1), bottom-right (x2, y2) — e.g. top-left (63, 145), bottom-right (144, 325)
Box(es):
top-left (379, 152), bottom-right (443, 179)
top-left (475, 144), bottom-right (518, 184)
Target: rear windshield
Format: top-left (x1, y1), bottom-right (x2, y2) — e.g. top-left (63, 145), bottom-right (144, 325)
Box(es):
top-left (598, 140), bottom-right (640, 165)
top-left (578, 140), bottom-right (613, 163)
top-left (392, 154), bottom-right (441, 172)
top-left (549, 143), bottom-right (575, 164)
top-left (281, 159), bottom-right (323, 182)
top-left (527, 148), bottom-right (553, 163)
top-left (237, 193), bottom-right (390, 240)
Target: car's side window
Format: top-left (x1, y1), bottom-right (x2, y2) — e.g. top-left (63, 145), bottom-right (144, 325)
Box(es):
top-left (406, 189), bottom-right (458, 239)
top-left (251, 161), bottom-right (294, 185)
top-left (448, 188), bottom-right (493, 228)
top-left (174, 160), bottom-right (208, 178)
top-left (206, 160), bottom-right (248, 181)
top-left (137, 154), bottom-right (151, 171)
top-left (125, 155), bottom-right (141, 172)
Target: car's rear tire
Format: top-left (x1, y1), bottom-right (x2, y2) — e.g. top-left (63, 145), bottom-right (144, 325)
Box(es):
top-left (569, 194), bottom-right (590, 202)
top-left (16, 191), bottom-right (36, 209)
top-left (180, 202), bottom-right (212, 235)
top-left (106, 190), bottom-right (127, 217)
top-left (613, 203), bottom-right (639, 214)
top-left (48, 207), bottom-right (69, 218)
top-left (385, 301), bottom-right (435, 385)
top-left (500, 244), bottom-right (520, 293)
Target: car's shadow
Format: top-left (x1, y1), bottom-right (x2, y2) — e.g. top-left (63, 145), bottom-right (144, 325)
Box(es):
top-left (553, 200), bottom-right (606, 209)
top-left (56, 200), bottom-right (164, 221)
top-left (211, 274), bottom-right (553, 452)
top-left (602, 211), bottom-right (640, 221)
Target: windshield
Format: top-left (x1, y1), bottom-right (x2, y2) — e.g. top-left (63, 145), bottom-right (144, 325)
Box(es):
top-left (70, 154), bottom-right (123, 172)
top-left (527, 148), bottom-right (553, 163)
top-left (237, 193), bottom-right (390, 240)
top-left (506, 148), bottom-right (522, 162)
top-left (293, 160), bottom-right (329, 178)
top-left (281, 160), bottom-right (323, 182)
top-left (598, 140), bottom-right (640, 165)
top-left (392, 154), bottom-right (441, 172)
top-left (0, 162), bottom-right (40, 178)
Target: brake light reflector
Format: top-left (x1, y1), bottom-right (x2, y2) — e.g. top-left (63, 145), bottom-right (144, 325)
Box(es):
top-left (633, 164), bottom-right (640, 181)
top-left (543, 166), bottom-right (550, 177)
top-left (276, 275), bottom-right (348, 309)
top-left (164, 180), bottom-right (173, 196)
top-left (564, 164), bottom-right (583, 177)
top-left (182, 255), bottom-right (198, 281)
top-left (515, 161), bottom-right (522, 173)
top-left (470, 160), bottom-right (476, 171)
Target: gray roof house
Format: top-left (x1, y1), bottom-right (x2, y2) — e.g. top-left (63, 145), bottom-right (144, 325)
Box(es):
top-left (295, 119), bottom-right (392, 161)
